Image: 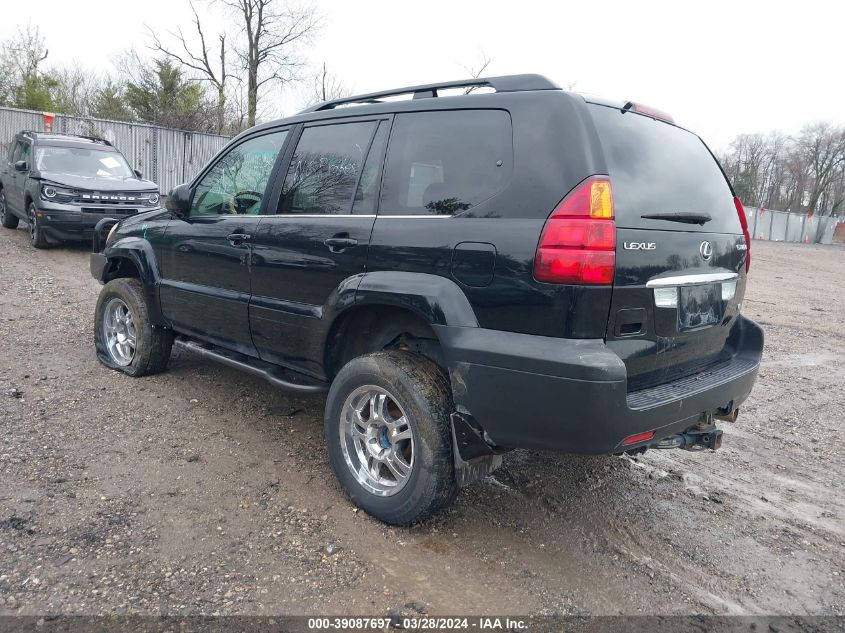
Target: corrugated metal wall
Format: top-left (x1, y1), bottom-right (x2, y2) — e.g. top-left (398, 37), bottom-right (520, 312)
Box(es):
top-left (744, 206), bottom-right (842, 245)
top-left (0, 106), bottom-right (230, 194)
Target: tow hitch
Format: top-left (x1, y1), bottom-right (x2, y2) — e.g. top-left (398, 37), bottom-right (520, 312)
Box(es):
top-left (653, 428), bottom-right (723, 451)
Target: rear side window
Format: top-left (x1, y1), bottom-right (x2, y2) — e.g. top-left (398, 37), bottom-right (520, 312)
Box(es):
top-left (589, 104), bottom-right (740, 233)
top-left (351, 121), bottom-right (388, 215)
top-left (280, 121), bottom-right (376, 215)
top-left (380, 110), bottom-right (512, 215)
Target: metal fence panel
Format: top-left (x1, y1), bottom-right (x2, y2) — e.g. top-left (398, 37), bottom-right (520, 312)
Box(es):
top-left (784, 213), bottom-right (803, 242)
top-left (819, 217), bottom-right (837, 245)
top-left (0, 106), bottom-right (230, 194)
top-left (753, 208), bottom-right (773, 240)
top-left (0, 107), bottom-right (43, 158)
top-left (801, 214), bottom-right (818, 243)
top-left (769, 211), bottom-right (789, 241)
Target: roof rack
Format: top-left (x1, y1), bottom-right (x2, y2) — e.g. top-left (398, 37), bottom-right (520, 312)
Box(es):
top-left (74, 134), bottom-right (113, 146)
top-left (21, 131), bottom-right (112, 146)
top-left (302, 73), bottom-right (560, 113)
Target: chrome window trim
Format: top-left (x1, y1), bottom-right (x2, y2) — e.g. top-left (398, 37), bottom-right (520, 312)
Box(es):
top-left (377, 214), bottom-right (452, 219)
top-left (646, 272), bottom-right (739, 288)
top-left (258, 214), bottom-right (453, 219)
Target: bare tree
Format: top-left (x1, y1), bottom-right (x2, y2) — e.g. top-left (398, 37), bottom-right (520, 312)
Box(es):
top-left (220, 0), bottom-right (319, 126)
top-left (148, 1), bottom-right (231, 133)
top-left (52, 64), bottom-right (102, 116)
top-left (462, 51), bottom-right (491, 94)
top-left (721, 123), bottom-right (845, 216)
top-left (0, 23), bottom-right (51, 109)
top-left (310, 62), bottom-right (350, 105)
top-left (795, 123), bottom-right (845, 215)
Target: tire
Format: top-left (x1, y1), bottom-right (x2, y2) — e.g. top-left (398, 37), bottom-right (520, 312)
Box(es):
top-left (94, 278), bottom-right (173, 377)
top-left (27, 202), bottom-right (50, 249)
top-left (0, 190), bottom-right (19, 229)
top-left (325, 351), bottom-right (458, 525)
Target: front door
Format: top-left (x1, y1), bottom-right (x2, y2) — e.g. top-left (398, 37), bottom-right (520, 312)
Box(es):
top-left (159, 129), bottom-right (289, 356)
top-left (7, 140), bottom-right (30, 215)
top-left (249, 118), bottom-right (389, 378)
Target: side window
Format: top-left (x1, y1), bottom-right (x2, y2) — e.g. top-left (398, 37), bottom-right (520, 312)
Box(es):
top-left (19, 142), bottom-right (32, 167)
top-left (279, 121), bottom-right (376, 215)
top-left (10, 141), bottom-right (23, 163)
top-left (380, 110), bottom-right (513, 215)
top-left (190, 130), bottom-right (287, 217)
top-left (351, 122), bottom-right (388, 215)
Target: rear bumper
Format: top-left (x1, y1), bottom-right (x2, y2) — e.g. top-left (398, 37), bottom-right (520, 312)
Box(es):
top-left (434, 316), bottom-right (763, 453)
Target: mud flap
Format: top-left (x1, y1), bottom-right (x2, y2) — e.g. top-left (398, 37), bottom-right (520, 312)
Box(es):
top-left (450, 413), bottom-right (503, 488)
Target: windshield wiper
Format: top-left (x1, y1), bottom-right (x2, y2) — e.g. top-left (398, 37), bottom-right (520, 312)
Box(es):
top-left (640, 212), bottom-right (712, 225)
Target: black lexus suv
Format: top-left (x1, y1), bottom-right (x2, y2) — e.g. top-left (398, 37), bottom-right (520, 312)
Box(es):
top-left (0, 132), bottom-right (160, 248)
top-left (89, 74), bottom-right (763, 525)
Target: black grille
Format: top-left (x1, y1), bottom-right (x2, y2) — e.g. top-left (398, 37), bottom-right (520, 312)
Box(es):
top-left (74, 192), bottom-right (152, 205)
top-left (82, 207), bottom-right (138, 216)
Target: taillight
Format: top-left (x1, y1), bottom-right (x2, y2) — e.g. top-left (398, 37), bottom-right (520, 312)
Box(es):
top-left (622, 430), bottom-right (655, 446)
top-left (734, 196), bottom-right (751, 273)
top-left (533, 176), bottom-right (616, 285)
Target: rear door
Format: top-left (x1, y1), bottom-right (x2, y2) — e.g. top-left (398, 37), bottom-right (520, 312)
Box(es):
top-left (249, 117), bottom-right (389, 378)
top-left (588, 104), bottom-right (748, 391)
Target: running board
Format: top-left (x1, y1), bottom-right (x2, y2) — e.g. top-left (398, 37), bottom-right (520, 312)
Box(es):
top-left (173, 337), bottom-right (328, 394)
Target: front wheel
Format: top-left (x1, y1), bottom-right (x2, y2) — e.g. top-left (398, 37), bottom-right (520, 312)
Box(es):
top-left (0, 190), bottom-right (19, 229)
top-left (324, 351), bottom-right (458, 525)
top-left (28, 202), bottom-right (50, 249)
top-left (94, 278), bottom-right (173, 377)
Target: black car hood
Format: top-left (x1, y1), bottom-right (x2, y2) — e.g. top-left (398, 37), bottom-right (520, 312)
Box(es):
top-left (35, 171), bottom-right (158, 192)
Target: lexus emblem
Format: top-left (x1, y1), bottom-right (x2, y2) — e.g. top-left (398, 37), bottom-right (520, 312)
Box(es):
top-left (699, 241), bottom-right (713, 260)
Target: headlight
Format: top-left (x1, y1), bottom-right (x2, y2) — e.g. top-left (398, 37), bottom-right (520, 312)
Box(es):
top-left (147, 192), bottom-right (160, 205)
top-left (41, 184), bottom-right (75, 201)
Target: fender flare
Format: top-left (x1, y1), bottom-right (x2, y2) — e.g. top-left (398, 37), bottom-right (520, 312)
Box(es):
top-left (101, 237), bottom-right (166, 325)
top-left (316, 271), bottom-right (478, 377)
top-left (351, 271), bottom-right (478, 327)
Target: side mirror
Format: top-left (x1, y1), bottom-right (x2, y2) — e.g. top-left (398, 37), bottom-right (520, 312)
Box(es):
top-left (165, 183), bottom-right (192, 218)
top-left (134, 169), bottom-right (143, 179)
top-left (14, 160), bottom-right (27, 172)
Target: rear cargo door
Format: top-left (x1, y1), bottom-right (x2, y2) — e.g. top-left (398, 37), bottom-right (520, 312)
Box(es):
top-left (588, 104), bottom-right (748, 392)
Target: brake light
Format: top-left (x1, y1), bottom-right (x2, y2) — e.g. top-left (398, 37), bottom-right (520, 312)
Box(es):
top-left (533, 176), bottom-right (616, 285)
top-left (629, 103), bottom-right (674, 123)
top-left (734, 197), bottom-right (751, 272)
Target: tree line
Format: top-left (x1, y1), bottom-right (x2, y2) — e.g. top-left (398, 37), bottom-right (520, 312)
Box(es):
top-left (0, 0), bottom-right (351, 136)
top-left (718, 123), bottom-right (845, 217)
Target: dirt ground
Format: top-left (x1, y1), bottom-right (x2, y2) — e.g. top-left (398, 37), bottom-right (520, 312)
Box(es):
top-left (0, 227), bottom-right (843, 617)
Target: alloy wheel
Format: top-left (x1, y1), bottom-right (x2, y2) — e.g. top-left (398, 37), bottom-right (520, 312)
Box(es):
top-left (102, 298), bottom-right (137, 366)
top-left (339, 385), bottom-right (415, 497)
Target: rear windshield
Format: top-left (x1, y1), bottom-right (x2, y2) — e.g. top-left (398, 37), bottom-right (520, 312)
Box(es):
top-left (588, 104), bottom-right (740, 233)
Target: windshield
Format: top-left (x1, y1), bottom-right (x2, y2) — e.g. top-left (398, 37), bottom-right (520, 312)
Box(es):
top-left (588, 103), bottom-right (740, 234)
top-left (35, 146), bottom-right (134, 179)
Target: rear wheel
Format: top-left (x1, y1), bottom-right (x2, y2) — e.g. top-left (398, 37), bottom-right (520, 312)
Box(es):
top-left (27, 202), bottom-right (50, 249)
top-left (94, 278), bottom-right (173, 377)
top-left (0, 190), bottom-right (19, 229)
top-left (325, 351), bottom-right (458, 525)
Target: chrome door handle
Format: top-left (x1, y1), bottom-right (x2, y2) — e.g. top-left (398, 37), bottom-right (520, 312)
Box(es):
top-left (324, 237), bottom-right (358, 252)
top-left (227, 233), bottom-right (251, 245)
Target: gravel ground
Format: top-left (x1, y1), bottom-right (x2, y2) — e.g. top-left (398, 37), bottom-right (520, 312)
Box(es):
top-left (0, 227), bottom-right (843, 617)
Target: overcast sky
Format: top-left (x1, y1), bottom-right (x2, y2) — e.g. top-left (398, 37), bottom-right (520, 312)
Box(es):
top-left (2, 0), bottom-right (841, 149)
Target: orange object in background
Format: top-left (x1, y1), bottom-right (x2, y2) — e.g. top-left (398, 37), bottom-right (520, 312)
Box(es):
top-left (43, 112), bottom-right (55, 132)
